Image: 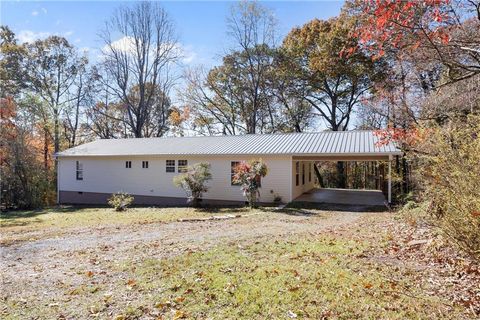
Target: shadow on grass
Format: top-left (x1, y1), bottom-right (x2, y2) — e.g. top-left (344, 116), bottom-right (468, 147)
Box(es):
top-left (274, 201), bottom-right (388, 216)
top-left (192, 205), bottom-right (249, 214)
top-left (0, 206), bottom-right (87, 228)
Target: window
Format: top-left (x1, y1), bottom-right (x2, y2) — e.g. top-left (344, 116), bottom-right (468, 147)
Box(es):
top-left (166, 160), bottom-right (175, 172)
top-left (309, 163), bottom-right (312, 182)
top-left (231, 161), bottom-right (241, 185)
top-left (178, 160), bottom-right (188, 173)
top-left (302, 163), bottom-right (305, 185)
top-left (295, 162), bottom-right (299, 186)
top-left (142, 161), bottom-right (149, 169)
top-left (76, 161), bottom-right (83, 180)
top-left (125, 161), bottom-right (132, 168)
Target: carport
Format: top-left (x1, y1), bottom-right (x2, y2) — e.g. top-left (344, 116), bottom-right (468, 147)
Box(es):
top-left (295, 188), bottom-right (386, 206)
top-left (289, 131), bottom-right (403, 205)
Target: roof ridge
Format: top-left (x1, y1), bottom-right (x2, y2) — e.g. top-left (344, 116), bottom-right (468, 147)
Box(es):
top-left (97, 130), bottom-right (377, 141)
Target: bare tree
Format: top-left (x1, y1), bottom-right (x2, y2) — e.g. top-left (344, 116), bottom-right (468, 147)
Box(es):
top-left (225, 0), bottom-right (277, 133)
top-left (63, 59), bottom-right (96, 147)
top-left (99, 1), bottom-right (179, 138)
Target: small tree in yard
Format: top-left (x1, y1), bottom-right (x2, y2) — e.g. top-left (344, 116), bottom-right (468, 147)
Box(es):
top-left (108, 192), bottom-right (134, 211)
top-left (173, 162), bottom-right (212, 207)
top-left (233, 159), bottom-right (268, 208)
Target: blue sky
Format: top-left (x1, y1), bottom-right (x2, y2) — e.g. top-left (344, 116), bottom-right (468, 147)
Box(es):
top-left (1, 1), bottom-right (344, 67)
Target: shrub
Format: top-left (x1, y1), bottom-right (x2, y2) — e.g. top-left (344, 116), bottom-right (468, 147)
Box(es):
top-left (270, 190), bottom-right (282, 204)
top-left (233, 159), bottom-right (268, 208)
top-left (415, 115), bottom-right (480, 259)
top-left (173, 162), bottom-right (212, 207)
top-left (108, 192), bottom-right (134, 211)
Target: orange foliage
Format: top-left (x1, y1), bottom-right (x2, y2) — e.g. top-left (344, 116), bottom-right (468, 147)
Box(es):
top-left (374, 127), bottom-right (426, 148)
top-left (354, 0), bottom-right (453, 58)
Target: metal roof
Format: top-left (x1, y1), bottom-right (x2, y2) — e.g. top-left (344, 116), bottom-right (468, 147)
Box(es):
top-left (56, 131), bottom-right (402, 157)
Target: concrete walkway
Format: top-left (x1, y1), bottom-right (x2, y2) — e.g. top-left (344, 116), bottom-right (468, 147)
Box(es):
top-left (295, 188), bottom-right (386, 206)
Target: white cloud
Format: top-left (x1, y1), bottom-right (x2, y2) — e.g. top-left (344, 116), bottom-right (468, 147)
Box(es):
top-left (107, 36), bottom-right (137, 54)
top-left (17, 30), bottom-right (75, 44)
top-left (31, 8), bottom-right (47, 16)
top-left (17, 30), bottom-right (50, 43)
top-left (102, 36), bottom-right (197, 64)
top-left (179, 44), bottom-right (197, 64)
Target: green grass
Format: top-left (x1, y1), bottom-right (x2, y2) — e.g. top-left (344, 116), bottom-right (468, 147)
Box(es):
top-left (109, 237), bottom-right (460, 319)
top-left (0, 206), bottom-right (251, 244)
top-left (1, 206), bottom-right (468, 319)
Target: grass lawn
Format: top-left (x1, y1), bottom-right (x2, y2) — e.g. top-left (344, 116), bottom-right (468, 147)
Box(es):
top-left (0, 206), bottom-right (251, 245)
top-left (0, 205), bottom-right (474, 319)
top-left (114, 237), bottom-right (461, 319)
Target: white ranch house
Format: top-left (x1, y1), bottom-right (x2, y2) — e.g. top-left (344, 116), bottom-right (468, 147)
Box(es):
top-left (56, 131), bottom-right (402, 206)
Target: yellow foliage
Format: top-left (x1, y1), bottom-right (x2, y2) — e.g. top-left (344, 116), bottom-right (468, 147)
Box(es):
top-left (415, 115), bottom-right (480, 259)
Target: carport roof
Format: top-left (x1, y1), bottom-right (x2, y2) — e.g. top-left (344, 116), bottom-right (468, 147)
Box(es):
top-left (56, 130), bottom-right (402, 157)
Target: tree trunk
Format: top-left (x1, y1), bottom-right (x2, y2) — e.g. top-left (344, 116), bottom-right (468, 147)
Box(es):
top-left (336, 162), bottom-right (346, 188)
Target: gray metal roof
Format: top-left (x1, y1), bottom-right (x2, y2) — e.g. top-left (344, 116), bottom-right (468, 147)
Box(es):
top-left (56, 131), bottom-right (402, 157)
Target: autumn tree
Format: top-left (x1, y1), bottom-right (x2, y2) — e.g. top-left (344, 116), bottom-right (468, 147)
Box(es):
top-left (99, 1), bottom-right (179, 138)
top-left (350, 0), bottom-right (480, 85)
top-left (23, 36), bottom-right (87, 159)
top-left (282, 16), bottom-right (381, 132)
top-left (183, 1), bottom-right (278, 135)
top-left (0, 26), bottom-right (26, 96)
top-left (0, 29), bottom-right (53, 208)
top-left (282, 16), bottom-right (382, 186)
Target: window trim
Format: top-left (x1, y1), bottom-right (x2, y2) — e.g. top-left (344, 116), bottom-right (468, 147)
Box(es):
top-left (302, 163), bottom-right (305, 185)
top-left (166, 160), bottom-right (175, 173)
top-left (76, 161), bottom-right (83, 180)
top-left (178, 160), bottom-right (188, 173)
top-left (309, 163), bottom-right (312, 182)
top-left (295, 161), bottom-right (299, 186)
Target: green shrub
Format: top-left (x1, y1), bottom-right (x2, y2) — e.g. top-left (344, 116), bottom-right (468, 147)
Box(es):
top-left (108, 192), bottom-right (134, 211)
top-left (415, 115), bottom-right (480, 259)
top-left (173, 162), bottom-right (212, 207)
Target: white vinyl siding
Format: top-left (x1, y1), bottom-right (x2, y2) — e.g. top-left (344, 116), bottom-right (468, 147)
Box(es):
top-left (58, 155), bottom-right (293, 203)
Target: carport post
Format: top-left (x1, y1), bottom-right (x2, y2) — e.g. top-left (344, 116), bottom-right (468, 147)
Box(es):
top-left (388, 155), bottom-right (392, 204)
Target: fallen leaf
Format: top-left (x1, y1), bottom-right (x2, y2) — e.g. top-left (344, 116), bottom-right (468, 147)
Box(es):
top-left (287, 310), bottom-right (297, 318)
top-left (364, 282), bottom-right (373, 289)
top-left (173, 310), bottom-right (186, 319)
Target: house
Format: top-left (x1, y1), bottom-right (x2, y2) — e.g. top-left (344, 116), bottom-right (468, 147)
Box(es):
top-left (56, 131), bottom-right (402, 206)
